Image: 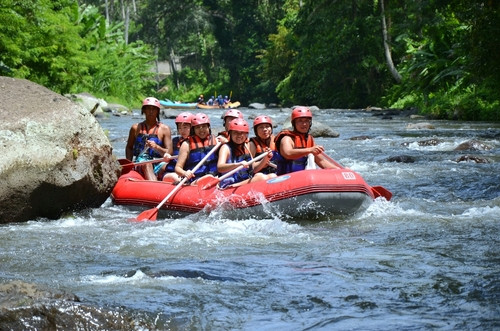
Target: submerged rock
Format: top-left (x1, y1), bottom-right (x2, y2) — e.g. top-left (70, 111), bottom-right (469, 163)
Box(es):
top-left (401, 138), bottom-right (443, 147)
top-left (387, 155), bottom-right (416, 163)
top-left (454, 139), bottom-right (492, 151)
top-left (349, 135), bottom-right (371, 140)
top-left (0, 281), bottom-right (155, 330)
top-left (454, 155), bottom-right (490, 163)
top-left (406, 122), bottom-right (436, 130)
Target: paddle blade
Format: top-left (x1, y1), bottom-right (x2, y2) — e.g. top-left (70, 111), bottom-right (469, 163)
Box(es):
top-left (372, 185), bottom-right (393, 201)
top-left (199, 177), bottom-right (219, 190)
top-left (135, 207), bottom-right (159, 221)
top-left (118, 159), bottom-right (134, 169)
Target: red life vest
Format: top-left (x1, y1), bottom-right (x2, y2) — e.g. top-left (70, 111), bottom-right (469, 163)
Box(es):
top-left (185, 134), bottom-right (218, 178)
top-left (274, 130), bottom-right (315, 175)
top-left (250, 135), bottom-right (277, 174)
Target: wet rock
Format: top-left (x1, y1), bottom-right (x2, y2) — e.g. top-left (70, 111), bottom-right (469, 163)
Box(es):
top-left (65, 92), bottom-right (109, 115)
top-left (406, 122), bottom-right (436, 130)
top-left (454, 155), bottom-right (490, 163)
top-left (369, 108), bottom-right (401, 119)
top-left (454, 139), bottom-right (492, 151)
top-left (365, 106), bottom-right (383, 112)
top-left (0, 77), bottom-right (120, 223)
top-left (105, 103), bottom-right (130, 114)
top-left (349, 135), bottom-right (371, 140)
top-left (248, 102), bottom-right (266, 109)
top-left (401, 138), bottom-right (443, 147)
top-left (0, 281), bottom-right (155, 330)
top-left (161, 108), bottom-right (182, 119)
top-left (281, 117), bottom-right (340, 137)
top-left (387, 155), bottom-right (416, 163)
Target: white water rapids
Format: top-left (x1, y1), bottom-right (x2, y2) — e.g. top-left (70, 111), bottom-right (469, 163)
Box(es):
top-left (1, 108), bottom-right (499, 329)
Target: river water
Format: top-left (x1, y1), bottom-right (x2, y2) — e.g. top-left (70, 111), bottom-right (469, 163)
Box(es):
top-left (1, 108), bottom-right (499, 329)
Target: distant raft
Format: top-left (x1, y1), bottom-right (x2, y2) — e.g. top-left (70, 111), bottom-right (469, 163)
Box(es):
top-left (160, 99), bottom-right (240, 110)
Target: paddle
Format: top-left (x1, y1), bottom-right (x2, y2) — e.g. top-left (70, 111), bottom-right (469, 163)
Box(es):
top-left (118, 156), bottom-right (178, 170)
top-left (135, 141), bottom-right (222, 221)
top-left (371, 185), bottom-right (393, 200)
top-left (198, 152), bottom-right (269, 190)
top-left (319, 152), bottom-right (393, 200)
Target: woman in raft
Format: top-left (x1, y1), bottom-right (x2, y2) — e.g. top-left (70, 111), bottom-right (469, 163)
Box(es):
top-left (174, 113), bottom-right (224, 185)
top-left (217, 118), bottom-right (275, 188)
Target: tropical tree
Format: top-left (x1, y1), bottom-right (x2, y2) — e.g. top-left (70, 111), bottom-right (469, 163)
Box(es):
top-left (0, 0), bottom-right (156, 105)
top-left (384, 0), bottom-right (500, 120)
top-left (269, 0), bottom-right (390, 108)
top-left (0, 0), bottom-right (90, 93)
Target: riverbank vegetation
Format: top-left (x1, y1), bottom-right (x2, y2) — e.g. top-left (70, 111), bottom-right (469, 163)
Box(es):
top-left (1, 0), bottom-right (498, 120)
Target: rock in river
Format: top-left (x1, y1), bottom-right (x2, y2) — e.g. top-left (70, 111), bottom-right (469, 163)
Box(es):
top-left (0, 77), bottom-right (120, 223)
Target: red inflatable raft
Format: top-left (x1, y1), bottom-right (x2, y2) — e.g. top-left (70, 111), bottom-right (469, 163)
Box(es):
top-left (111, 166), bottom-right (391, 221)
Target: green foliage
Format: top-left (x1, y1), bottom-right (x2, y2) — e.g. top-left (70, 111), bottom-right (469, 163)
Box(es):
top-left (0, 0), bottom-right (88, 92)
top-left (273, 0), bottom-right (389, 108)
top-left (2, 0), bottom-right (499, 120)
top-left (157, 67), bottom-right (231, 103)
top-left (382, 1), bottom-right (500, 120)
top-left (0, 0), bottom-right (156, 106)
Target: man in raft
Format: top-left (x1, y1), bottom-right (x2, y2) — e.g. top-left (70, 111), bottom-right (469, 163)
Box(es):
top-left (274, 106), bottom-right (340, 175)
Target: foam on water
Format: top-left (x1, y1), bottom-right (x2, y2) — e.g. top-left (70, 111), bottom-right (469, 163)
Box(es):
top-left (82, 270), bottom-right (152, 284)
top-left (460, 203), bottom-right (500, 218)
top-left (3, 111), bottom-right (499, 330)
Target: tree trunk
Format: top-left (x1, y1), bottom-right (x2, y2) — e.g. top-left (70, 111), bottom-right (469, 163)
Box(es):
top-left (124, 4), bottom-right (129, 45)
top-left (105, 0), bottom-right (109, 22)
top-left (381, 0), bottom-right (402, 83)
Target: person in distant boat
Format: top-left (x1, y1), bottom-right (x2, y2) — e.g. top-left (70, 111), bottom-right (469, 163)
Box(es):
top-left (249, 115), bottom-right (278, 175)
top-left (157, 112), bottom-right (194, 182)
top-left (218, 109), bottom-right (244, 140)
top-left (197, 94), bottom-right (205, 104)
top-left (217, 118), bottom-right (275, 188)
top-left (175, 113), bottom-right (224, 185)
top-left (275, 106), bottom-right (340, 175)
top-left (126, 97), bottom-right (173, 181)
top-left (217, 95), bottom-right (224, 108)
top-left (223, 95), bottom-right (230, 106)
top-left (207, 96), bottom-right (215, 106)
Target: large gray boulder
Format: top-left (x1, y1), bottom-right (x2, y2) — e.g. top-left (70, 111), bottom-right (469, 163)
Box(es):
top-left (0, 77), bottom-right (120, 223)
top-left (281, 116), bottom-right (340, 138)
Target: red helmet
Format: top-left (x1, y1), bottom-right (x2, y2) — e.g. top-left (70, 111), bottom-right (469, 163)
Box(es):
top-left (142, 97), bottom-right (161, 110)
top-left (175, 112), bottom-right (194, 124)
top-left (191, 113), bottom-right (210, 126)
top-left (253, 115), bottom-right (273, 135)
top-left (222, 109), bottom-right (243, 120)
top-left (253, 115), bottom-right (273, 127)
top-left (228, 118), bottom-right (249, 133)
top-left (291, 106), bottom-right (312, 121)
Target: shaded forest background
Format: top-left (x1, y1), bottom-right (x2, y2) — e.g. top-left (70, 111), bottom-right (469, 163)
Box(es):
top-left (1, 0), bottom-right (499, 120)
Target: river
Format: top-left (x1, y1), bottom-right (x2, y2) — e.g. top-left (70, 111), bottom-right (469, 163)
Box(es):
top-left (1, 107), bottom-right (499, 330)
